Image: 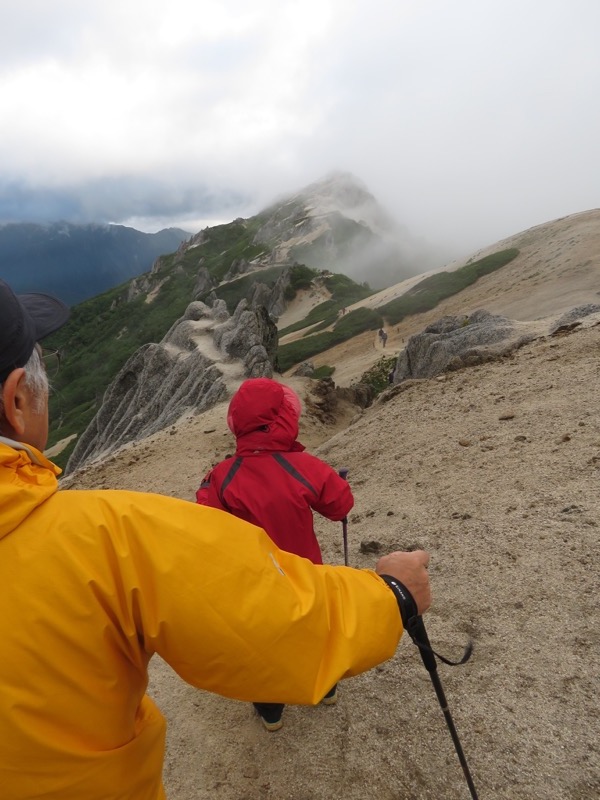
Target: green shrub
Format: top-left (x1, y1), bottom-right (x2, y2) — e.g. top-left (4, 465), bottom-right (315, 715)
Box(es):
top-left (355, 355), bottom-right (397, 395)
top-left (379, 248), bottom-right (519, 325)
top-left (278, 273), bottom-right (374, 338)
top-left (277, 307), bottom-right (383, 372)
top-left (312, 365), bottom-right (335, 379)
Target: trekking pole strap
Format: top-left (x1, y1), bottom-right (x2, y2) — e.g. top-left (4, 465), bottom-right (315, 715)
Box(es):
top-left (379, 576), bottom-right (473, 669)
top-left (378, 574), bottom-right (418, 629)
top-left (406, 615), bottom-right (474, 669)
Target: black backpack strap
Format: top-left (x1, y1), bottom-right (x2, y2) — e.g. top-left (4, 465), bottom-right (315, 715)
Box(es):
top-left (218, 457), bottom-right (244, 512)
top-left (271, 453), bottom-right (318, 495)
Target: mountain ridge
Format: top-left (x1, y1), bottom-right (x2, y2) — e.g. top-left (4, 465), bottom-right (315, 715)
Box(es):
top-left (0, 221), bottom-right (189, 304)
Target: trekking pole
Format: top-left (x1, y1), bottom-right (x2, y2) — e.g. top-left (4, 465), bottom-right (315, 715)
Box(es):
top-left (338, 468), bottom-right (349, 566)
top-left (406, 615), bottom-right (479, 800)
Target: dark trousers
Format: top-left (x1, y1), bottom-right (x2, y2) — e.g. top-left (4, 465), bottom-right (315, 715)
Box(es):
top-left (253, 685), bottom-right (337, 722)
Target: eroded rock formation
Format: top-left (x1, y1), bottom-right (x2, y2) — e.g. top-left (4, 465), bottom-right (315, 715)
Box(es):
top-left (67, 300), bottom-right (278, 473)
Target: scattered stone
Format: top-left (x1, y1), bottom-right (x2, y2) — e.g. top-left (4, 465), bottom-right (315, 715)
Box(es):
top-left (360, 540), bottom-right (383, 554)
top-left (458, 439), bottom-right (472, 447)
top-left (499, 411), bottom-right (516, 420)
top-left (561, 505), bottom-right (582, 514)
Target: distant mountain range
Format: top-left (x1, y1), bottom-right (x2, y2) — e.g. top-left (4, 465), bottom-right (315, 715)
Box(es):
top-left (0, 222), bottom-right (190, 304)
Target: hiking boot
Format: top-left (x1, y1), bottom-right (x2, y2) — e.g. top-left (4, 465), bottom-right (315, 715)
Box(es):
top-left (259, 715), bottom-right (284, 732)
top-left (253, 702), bottom-right (284, 732)
top-left (321, 686), bottom-right (338, 706)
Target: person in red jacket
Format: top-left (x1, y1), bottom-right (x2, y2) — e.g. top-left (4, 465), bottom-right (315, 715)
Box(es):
top-left (196, 377), bottom-right (354, 730)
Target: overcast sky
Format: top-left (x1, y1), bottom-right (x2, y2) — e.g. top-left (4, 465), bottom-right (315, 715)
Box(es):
top-left (1, 0), bottom-right (599, 262)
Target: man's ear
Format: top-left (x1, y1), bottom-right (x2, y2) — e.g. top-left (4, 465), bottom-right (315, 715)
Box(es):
top-left (0, 368), bottom-right (28, 437)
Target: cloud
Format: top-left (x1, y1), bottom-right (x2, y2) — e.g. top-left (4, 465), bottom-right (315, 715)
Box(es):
top-left (0, 175), bottom-right (245, 228)
top-left (1, 0), bottom-right (599, 261)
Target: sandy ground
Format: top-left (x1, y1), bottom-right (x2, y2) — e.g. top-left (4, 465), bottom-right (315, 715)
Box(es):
top-left (62, 307), bottom-right (600, 799)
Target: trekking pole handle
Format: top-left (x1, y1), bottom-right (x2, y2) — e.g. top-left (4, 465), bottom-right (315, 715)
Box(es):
top-left (338, 468), bottom-right (349, 518)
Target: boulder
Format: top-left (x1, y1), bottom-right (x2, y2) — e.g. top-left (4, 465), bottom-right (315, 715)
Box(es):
top-left (392, 309), bottom-right (534, 383)
top-left (549, 304), bottom-right (600, 335)
top-left (292, 361), bottom-right (316, 377)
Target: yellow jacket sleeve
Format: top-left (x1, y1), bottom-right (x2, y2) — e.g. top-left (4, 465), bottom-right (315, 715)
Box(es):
top-left (88, 490), bottom-right (403, 704)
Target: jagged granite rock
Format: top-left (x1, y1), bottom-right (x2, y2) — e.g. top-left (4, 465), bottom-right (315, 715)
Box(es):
top-left (305, 377), bottom-right (374, 423)
top-left (392, 309), bottom-right (534, 383)
top-left (66, 300), bottom-right (278, 473)
top-left (223, 258), bottom-right (252, 281)
top-left (549, 304), bottom-right (600, 334)
top-left (292, 361), bottom-right (316, 377)
top-left (212, 300), bottom-right (278, 375)
top-left (193, 267), bottom-right (216, 299)
top-left (265, 269), bottom-right (291, 319)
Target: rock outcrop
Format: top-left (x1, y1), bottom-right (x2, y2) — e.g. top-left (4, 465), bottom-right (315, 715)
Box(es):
top-left (193, 267), bottom-right (216, 299)
top-left (247, 268), bottom-right (291, 320)
top-left (392, 309), bottom-right (535, 383)
top-left (549, 304), bottom-right (600, 334)
top-left (66, 300), bottom-right (278, 473)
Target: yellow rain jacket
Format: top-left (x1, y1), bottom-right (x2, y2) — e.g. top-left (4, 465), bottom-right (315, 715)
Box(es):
top-left (0, 439), bottom-right (403, 800)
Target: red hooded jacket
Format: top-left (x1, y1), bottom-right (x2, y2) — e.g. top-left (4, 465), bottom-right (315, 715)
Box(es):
top-left (196, 379), bottom-right (353, 564)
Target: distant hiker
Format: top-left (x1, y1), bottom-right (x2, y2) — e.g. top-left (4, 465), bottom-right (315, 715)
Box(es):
top-left (378, 327), bottom-right (388, 347)
top-left (0, 276), bottom-right (432, 799)
top-left (196, 378), bottom-right (354, 731)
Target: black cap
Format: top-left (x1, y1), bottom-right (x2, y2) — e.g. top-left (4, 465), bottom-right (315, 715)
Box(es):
top-left (0, 279), bottom-right (70, 383)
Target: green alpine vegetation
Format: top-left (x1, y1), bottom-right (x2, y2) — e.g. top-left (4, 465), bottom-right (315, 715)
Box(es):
top-left (278, 273), bottom-right (374, 337)
top-left (277, 307), bottom-right (384, 372)
top-left (378, 248), bottom-right (520, 325)
top-left (355, 355), bottom-right (398, 395)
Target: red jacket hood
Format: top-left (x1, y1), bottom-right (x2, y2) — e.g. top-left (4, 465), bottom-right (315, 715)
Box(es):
top-left (227, 379), bottom-right (305, 455)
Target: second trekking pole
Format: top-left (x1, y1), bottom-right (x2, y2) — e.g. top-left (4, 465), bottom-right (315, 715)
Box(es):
top-left (338, 467), bottom-right (349, 566)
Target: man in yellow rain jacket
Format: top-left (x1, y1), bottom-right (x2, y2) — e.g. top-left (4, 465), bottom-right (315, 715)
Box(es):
top-left (0, 278), bottom-right (431, 800)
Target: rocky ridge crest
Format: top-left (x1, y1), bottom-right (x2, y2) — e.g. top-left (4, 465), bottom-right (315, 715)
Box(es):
top-left (66, 299), bottom-right (277, 473)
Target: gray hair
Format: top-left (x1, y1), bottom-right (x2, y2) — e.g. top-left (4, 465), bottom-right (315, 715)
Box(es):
top-left (0, 347), bottom-right (49, 419)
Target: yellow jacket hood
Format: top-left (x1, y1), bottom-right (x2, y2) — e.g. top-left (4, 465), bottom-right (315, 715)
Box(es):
top-left (0, 438), bottom-right (60, 540)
